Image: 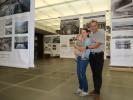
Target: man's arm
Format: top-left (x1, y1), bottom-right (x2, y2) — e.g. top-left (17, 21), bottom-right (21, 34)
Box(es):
top-left (79, 42), bottom-right (101, 52)
top-left (87, 31), bottom-right (104, 49)
top-left (86, 42), bottom-right (101, 49)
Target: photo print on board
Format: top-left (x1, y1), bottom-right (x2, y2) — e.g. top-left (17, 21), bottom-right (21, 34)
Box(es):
top-left (0, 37), bottom-right (12, 51)
top-left (53, 36), bottom-right (60, 43)
top-left (5, 27), bottom-right (12, 35)
top-left (60, 18), bottom-right (80, 35)
top-left (112, 19), bottom-right (133, 31)
top-left (14, 36), bottom-right (28, 49)
top-left (0, 0), bottom-right (30, 17)
top-left (5, 18), bottom-right (12, 26)
top-left (111, 0), bottom-right (133, 18)
top-left (44, 44), bottom-right (52, 52)
top-left (83, 14), bottom-right (106, 31)
top-left (15, 21), bottom-right (28, 34)
top-left (53, 45), bottom-right (56, 50)
top-left (115, 40), bottom-right (131, 49)
top-left (83, 21), bottom-right (106, 30)
top-left (69, 36), bottom-right (77, 47)
top-left (44, 37), bottom-right (52, 43)
top-left (0, 19), bottom-right (5, 36)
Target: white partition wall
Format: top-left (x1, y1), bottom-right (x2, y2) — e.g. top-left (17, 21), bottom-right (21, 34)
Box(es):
top-left (111, 0), bottom-right (133, 67)
top-left (44, 35), bottom-right (60, 56)
top-left (59, 16), bottom-right (80, 58)
top-left (0, 0), bottom-right (35, 68)
top-left (60, 35), bottom-right (76, 58)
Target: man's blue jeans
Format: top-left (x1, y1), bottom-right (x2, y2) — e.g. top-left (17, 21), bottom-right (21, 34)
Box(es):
top-left (76, 56), bottom-right (89, 92)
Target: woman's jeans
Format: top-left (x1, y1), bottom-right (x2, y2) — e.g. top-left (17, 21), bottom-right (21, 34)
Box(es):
top-left (77, 56), bottom-right (89, 92)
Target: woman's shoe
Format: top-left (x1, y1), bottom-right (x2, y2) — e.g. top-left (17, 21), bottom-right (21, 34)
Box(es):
top-left (74, 88), bottom-right (82, 94)
top-left (79, 91), bottom-right (88, 97)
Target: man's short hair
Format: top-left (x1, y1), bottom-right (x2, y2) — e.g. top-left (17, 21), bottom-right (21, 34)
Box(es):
top-left (89, 20), bottom-right (98, 26)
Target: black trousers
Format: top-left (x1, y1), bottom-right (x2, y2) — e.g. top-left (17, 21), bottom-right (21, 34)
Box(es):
top-left (89, 52), bottom-right (104, 95)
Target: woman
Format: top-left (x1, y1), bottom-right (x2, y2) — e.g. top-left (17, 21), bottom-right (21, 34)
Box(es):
top-left (74, 29), bottom-right (91, 96)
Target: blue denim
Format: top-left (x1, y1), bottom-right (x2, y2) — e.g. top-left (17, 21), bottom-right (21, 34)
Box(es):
top-left (76, 56), bottom-right (89, 92)
top-left (81, 49), bottom-right (91, 60)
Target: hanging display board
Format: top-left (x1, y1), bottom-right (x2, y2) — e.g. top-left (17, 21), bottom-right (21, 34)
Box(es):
top-left (60, 35), bottom-right (76, 58)
top-left (44, 35), bottom-right (60, 56)
top-left (83, 12), bottom-right (106, 30)
top-left (44, 36), bottom-right (53, 54)
top-left (111, 0), bottom-right (133, 67)
top-left (60, 16), bottom-right (80, 58)
top-left (0, 0), bottom-right (35, 68)
top-left (52, 36), bottom-right (60, 55)
top-left (60, 16), bottom-right (80, 35)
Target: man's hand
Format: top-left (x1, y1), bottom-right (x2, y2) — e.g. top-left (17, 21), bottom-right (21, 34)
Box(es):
top-left (79, 46), bottom-right (86, 52)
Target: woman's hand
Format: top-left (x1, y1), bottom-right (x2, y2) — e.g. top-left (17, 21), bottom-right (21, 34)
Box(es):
top-left (79, 46), bottom-right (86, 52)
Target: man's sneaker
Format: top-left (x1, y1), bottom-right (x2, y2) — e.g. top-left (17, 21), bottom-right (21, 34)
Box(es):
top-left (79, 91), bottom-right (88, 97)
top-left (74, 89), bottom-right (82, 94)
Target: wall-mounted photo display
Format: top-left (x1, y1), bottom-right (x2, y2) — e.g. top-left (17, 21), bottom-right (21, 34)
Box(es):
top-left (60, 35), bottom-right (76, 58)
top-left (69, 36), bottom-right (76, 47)
top-left (44, 37), bottom-right (52, 43)
top-left (0, 0), bottom-right (34, 68)
top-left (15, 21), bottom-right (28, 34)
top-left (53, 45), bottom-right (56, 50)
top-left (53, 36), bottom-right (60, 43)
top-left (5, 27), bottom-right (12, 35)
top-left (0, 37), bottom-right (12, 51)
top-left (0, 0), bottom-right (30, 17)
top-left (110, 30), bottom-right (133, 66)
top-left (0, 19), bottom-right (4, 36)
top-left (60, 18), bottom-right (80, 35)
top-left (111, 0), bottom-right (133, 18)
top-left (44, 43), bottom-right (52, 54)
top-left (14, 36), bottom-right (28, 49)
top-left (115, 40), bottom-right (131, 49)
top-left (5, 18), bottom-right (12, 26)
top-left (83, 13), bottom-right (106, 30)
top-left (112, 18), bottom-right (133, 31)
top-left (111, 0), bottom-right (133, 67)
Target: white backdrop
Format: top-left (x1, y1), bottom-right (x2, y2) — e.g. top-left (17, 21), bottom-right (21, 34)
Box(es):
top-left (60, 16), bottom-right (80, 58)
top-left (60, 35), bottom-right (76, 58)
top-left (44, 35), bottom-right (60, 55)
top-left (111, 0), bottom-right (133, 67)
top-left (0, 0), bottom-right (35, 68)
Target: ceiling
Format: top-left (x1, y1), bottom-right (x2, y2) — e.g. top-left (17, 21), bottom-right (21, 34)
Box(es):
top-left (35, 0), bottom-right (110, 33)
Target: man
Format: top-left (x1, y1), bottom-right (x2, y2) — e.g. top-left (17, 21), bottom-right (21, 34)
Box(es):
top-left (80, 20), bottom-right (105, 100)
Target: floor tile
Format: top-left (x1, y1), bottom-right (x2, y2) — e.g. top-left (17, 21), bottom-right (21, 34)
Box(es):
top-left (20, 76), bottom-right (66, 91)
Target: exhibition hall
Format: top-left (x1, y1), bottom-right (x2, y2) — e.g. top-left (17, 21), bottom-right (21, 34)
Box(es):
top-left (0, 0), bottom-right (133, 100)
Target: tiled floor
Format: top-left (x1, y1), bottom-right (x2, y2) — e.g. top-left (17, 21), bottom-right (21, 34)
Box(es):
top-left (0, 58), bottom-right (133, 100)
